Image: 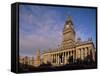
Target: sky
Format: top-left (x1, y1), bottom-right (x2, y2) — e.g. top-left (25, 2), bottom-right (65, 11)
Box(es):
top-left (19, 4), bottom-right (96, 57)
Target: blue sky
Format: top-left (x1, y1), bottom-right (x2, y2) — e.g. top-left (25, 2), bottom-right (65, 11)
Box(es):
top-left (19, 4), bottom-right (96, 57)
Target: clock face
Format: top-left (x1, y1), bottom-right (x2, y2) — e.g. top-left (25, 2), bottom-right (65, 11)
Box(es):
top-left (66, 25), bottom-right (70, 28)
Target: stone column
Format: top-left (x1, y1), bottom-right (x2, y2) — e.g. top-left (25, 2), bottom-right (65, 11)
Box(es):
top-left (70, 51), bottom-right (72, 56)
top-left (75, 49), bottom-right (78, 60)
top-left (56, 54), bottom-right (58, 65)
top-left (63, 52), bottom-right (64, 64)
top-left (65, 52), bottom-right (67, 64)
top-left (92, 47), bottom-right (95, 62)
top-left (51, 54), bottom-right (52, 63)
top-left (83, 48), bottom-right (85, 59)
top-left (88, 47), bottom-right (90, 56)
top-left (85, 47), bottom-right (87, 58)
top-left (76, 49), bottom-right (79, 59)
top-left (59, 53), bottom-right (61, 65)
top-left (55, 54), bottom-right (56, 64)
top-left (72, 50), bottom-right (74, 63)
top-left (53, 54), bottom-right (54, 63)
top-left (58, 53), bottom-right (60, 64)
top-left (68, 51), bottom-right (69, 64)
top-left (54, 54), bottom-right (55, 63)
top-left (79, 49), bottom-right (81, 59)
top-left (80, 48), bottom-right (82, 60)
top-left (81, 48), bottom-right (84, 60)
top-left (52, 54), bottom-right (53, 63)
top-left (73, 50), bottom-right (75, 62)
top-left (72, 51), bottom-right (73, 62)
top-left (57, 54), bottom-right (58, 65)
top-left (66, 52), bottom-right (68, 63)
top-left (56, 54), bottom-right (57, 64)
top-left (54, 54), bottom-right (55, 64)
top-left (68, 51), bottom-right (70, 59)
top-left (87, 47), bottom-right (89, 56)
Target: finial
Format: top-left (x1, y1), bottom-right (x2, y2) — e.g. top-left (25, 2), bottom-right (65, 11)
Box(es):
top-left (88, 37), bottom-right (92, 41)
top-left (77, 37), bottom-right (81, 42)
top-left (37, 48), bottom-right (40, 55)
top-left (67, 15), bottom-right (72, 21)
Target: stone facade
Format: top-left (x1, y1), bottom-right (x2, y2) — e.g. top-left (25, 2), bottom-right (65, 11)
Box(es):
top-left (19, 50), bottom-right (41, 67)
top-left (41, 16), bottom-right (95, 66)
top-left (19, 56), bottom-right (34, 66)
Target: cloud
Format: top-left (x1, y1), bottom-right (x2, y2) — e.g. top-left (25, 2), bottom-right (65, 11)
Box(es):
top-left (19, 28), bottom-right (62, 56)
top-left (19, 5), bottom-right (64, 56)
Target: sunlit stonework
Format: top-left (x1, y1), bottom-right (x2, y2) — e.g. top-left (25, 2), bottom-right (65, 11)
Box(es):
top-left (19, 16), bottom-right (96, 67)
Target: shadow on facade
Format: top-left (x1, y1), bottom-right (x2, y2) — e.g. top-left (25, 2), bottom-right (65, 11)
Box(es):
top-left (18, 54), bottom-right (97, 73)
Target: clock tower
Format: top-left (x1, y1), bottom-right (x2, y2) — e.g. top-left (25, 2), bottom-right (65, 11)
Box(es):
top-left (62, 16), bottom-right (76, 48)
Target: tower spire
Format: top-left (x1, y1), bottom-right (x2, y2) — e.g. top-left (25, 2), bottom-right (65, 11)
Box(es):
top-left (35, 49), bottom-right (41, 67)
top-left (65, 15), bottom-right (73, 25)
top-left (37, 49), bottom-right (40, 57)
top-left (62, 15), bottom-right (76, 47)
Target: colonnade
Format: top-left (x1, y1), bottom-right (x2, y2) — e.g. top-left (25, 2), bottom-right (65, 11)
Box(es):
top-left (42, 46), bottom-right (95, 66)
top-left (76, 47), bottom-right (91, 60)
top-left (51, 50), bottom-right (75, 65)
